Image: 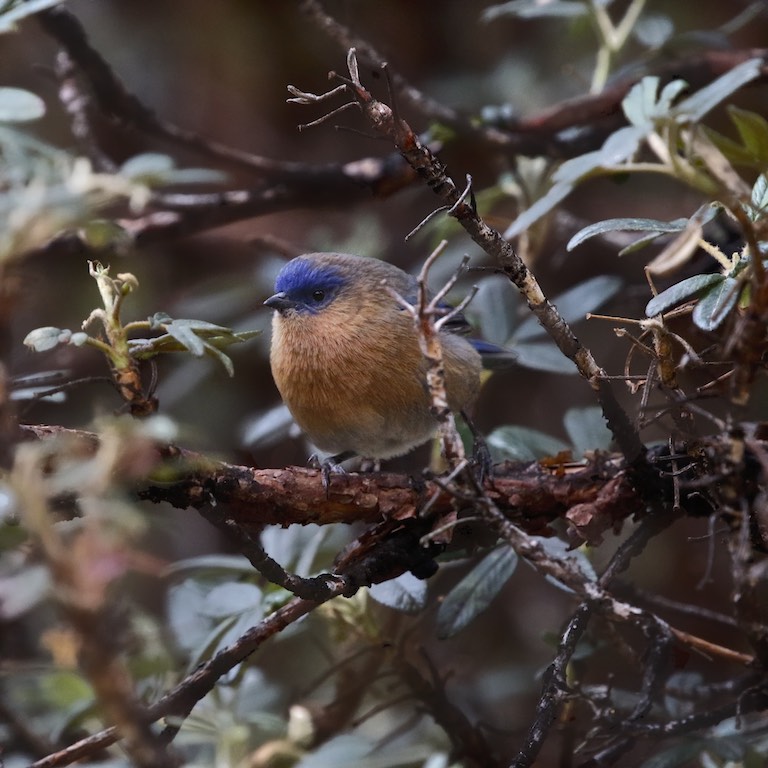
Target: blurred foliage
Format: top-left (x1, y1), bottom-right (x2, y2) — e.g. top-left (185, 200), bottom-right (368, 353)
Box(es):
top-left (2, 1), bottom-right (768, 767)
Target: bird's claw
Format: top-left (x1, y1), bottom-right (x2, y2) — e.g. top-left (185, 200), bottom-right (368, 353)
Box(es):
top-left (308, 452), bottom-right (354, 492)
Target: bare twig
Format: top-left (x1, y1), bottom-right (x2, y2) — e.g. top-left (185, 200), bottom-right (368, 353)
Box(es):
top-left (511, 604), bottom-right (593, 768)
top-left (386, 242), bottom-right (468, 469)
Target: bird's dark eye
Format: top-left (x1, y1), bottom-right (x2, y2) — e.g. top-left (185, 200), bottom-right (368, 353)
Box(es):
top-left (312, 290), bottom-right (325, 302)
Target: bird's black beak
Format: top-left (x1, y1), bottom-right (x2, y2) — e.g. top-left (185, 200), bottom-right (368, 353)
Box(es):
top-left (264, 292), bottom-right (298, 312)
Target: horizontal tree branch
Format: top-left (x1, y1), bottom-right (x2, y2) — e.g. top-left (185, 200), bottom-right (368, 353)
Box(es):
top-left (21, 423), bottom-right (646, 543)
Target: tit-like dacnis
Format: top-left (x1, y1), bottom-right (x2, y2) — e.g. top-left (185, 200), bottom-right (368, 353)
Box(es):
top-left (264, 252), bottom-right (498, 464)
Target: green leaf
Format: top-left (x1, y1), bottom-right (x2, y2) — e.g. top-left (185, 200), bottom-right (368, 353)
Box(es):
top-left (129, 318), bottom-right (257, 375)
top-left (0, 87), bottom-right (45, 122)
top-left (728, 106), bottom-right (768, 161)
top-left (504, 181), bottom-right (573, 238)
top-left (241, 404), bottom-right (295, 448)
top-left (368, 573), bottom-right (428, 614)
top-left (261, 524), bottom-right (348, 577)
top-left (692, 276), bottom-right (740, 331)
top-left (160, 167), bottom-right (226, 185)
top-left (563, 406), bottom-right (613, 456)
top-left (165, 555), bottom-right (253, 577)
top-left (202, 582), bottom-right (263, 620)
top-left (515, 276), bottom-right (622, 340)
top-left (632, 14), bottom-right (674, 48)
top-left (621, 77), bottom-right (689, 128)
top-left (0, 0), bottom-right (66, 32)
top-left (481, 0), bottom-right (587, 21)
top-left (0, 564), bottom-right (50, 619)
top-left (487, 425), bottom-right (569, 461)
top-left (530, 536), bottom-right (596, 593)
top-left (81, 219), bottom-right (134, 250)
top-left (618, 230), bottom-right (672, 256)
top-left (645, 273), bottom-right (724, 316)
top-left (704, 126), bottom-right (760, 167)
top-left (747, 173), bottom-right (768, 221)
top-left (622, 76), bottom-right (660, 129)
top-left (621, 76), bottom-right (688, 129)
top-left (655, 79), bottom-right (689, 116)
top-left (119, 153), bottom-right (225, 186)
top-left (597, 125), bottom-right (645, 165)
top-left (552, 151), bottom-right (603, 184)
top-left (509, 342), bottom-right (577, 374)
top-left (567, 217), bottom-right (688, 251)
top-left (471, 277), bottom-right (518, 346)
top-left (673, 58), bottom-right (763, 123)
top-left (164, 321), bottom-right (206, 356)
top-left (120, 152), bottom-right (175, 180)
top-left (645, 203), bottom-right (722, 276)
top-left (23, 326), bottom-right (71, 352)
top-left (40, 670), bottom-right (93, 711)
top-left (436, 547), bottom-right (518, 638)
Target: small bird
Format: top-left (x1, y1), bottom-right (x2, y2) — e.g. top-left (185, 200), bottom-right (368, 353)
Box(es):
top-left (264, 252), bottom-right (500, 468)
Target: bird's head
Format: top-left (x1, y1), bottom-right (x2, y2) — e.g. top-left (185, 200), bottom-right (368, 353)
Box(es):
top-left (264, 254), bottom-right (355, 317)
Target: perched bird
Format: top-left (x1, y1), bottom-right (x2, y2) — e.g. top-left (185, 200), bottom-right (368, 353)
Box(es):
top-left (264, 252), bottom-right (501, 467)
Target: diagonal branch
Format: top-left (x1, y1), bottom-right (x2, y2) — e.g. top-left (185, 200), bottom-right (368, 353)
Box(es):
top-left (290, 49), bottom-right (648, 476)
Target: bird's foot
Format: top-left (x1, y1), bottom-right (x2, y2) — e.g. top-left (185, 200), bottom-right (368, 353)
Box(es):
top-left (309, 451), bottom-right (355, 491)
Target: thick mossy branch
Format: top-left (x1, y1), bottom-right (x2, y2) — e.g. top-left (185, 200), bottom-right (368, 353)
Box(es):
top-left (20, 424), bottom-right (731, 545)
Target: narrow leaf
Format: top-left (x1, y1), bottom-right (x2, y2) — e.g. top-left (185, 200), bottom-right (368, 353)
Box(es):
top-left (23, 326), bottom-right (69, 352)
top-left (621, 77), bottom-right (660, 129)
top-left (0, 0), bottom-right (65, 32)
top-left (564, 406), bottom-right (613, 455)
top-left (748, 173), bottom-right (768, 221)
top-left (481, 1), bottom-right (588, 21)
top-left (509, 342), bottom-right (577, 374)
top-left (567, 217), bottom-right (688, 251)
top-left (164, 322), bottom-right (206, 356)
top-left (632, 14), bottom-right (674, 48)
top-left (692, 276), bottom-right (740, 331)
top-left (531, 536), bottom-right (597, 593)
top-left (436, 547), bottom-right (519, 638)
top-left (120, 153), bottom-right (175, 179)
top-left (487, 425), bottom-right (569, 461)
top-left (504, 182), bottom-right (573, 238)
top-left (552, 152), bottom-right (602, 184)
top-left (0, 87), bottom-right (45, 122)
top-left (673, 58), bottom-right (762, 122)
top-left (645, 273), bottom-right (723, 316)
top-left (368, 573), bottom-right (428, 614)
top-left (165, 555), bottom-right (253, 577)
top-left (645, 203), bottom-right (722, 276)
top-left (704, 126), bottom-right (760, 167)
top-left (618, 231), bottom-right (668, 256)
top-left (728, 106), bottom-right (768, 161)
top-left (597, 125), bottom-right (645, 165)
top-left (515, 275), bottom-right (622, 340)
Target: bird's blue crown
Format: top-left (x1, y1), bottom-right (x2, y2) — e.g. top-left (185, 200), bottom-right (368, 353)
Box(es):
top-left (274, 258), bottom-right (348, 312)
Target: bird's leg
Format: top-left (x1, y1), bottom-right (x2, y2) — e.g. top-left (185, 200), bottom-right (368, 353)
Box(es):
top-left (309, 450), bottom-right (356, 490)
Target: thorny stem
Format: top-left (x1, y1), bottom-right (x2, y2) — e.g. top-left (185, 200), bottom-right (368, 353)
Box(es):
top-left (386, 240), bottom-right (467, 469)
